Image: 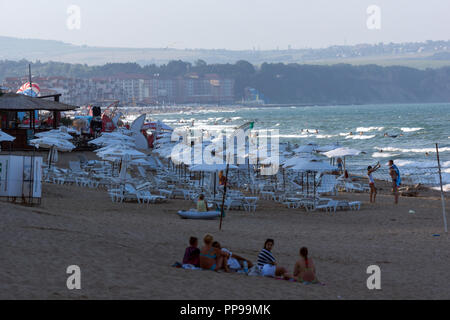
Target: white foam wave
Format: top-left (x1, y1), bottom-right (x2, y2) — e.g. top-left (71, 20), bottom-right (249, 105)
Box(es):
top-left (372, 152), bottom-right (400, 158)
top-left (432, 184), bottom-right (450, 192)
top-left (374, 146), bottom-right (450, 153)
top-left (356, 126), bottom-right (384, 132)
top-left (400, 127), bottom-right (424, 132)
top-left (346, 135), bottom-right (376, 140)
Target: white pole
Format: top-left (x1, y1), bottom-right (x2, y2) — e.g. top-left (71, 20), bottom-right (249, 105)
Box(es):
top-left (435, 143), bottom-right (448, 233)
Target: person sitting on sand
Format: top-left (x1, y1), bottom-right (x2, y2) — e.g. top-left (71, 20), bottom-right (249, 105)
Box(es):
top-left (199, 234), bottom-right (229, 272)
top-left (257, 239), bottom-right (292, 279)
top-left (183, 237), bottom-right (200, 267)
top-left (212, 241), bottom-right (254, 271)
top-left (293, 247), bottom-right (319, 283)
top-left (367, 162), bottom-right (381, 203)
top-left (197, 194), bottom-right (209, 212)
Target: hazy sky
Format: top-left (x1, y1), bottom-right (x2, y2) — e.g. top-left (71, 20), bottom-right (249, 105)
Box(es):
top-left (0, 0), bottom-right (448, 50)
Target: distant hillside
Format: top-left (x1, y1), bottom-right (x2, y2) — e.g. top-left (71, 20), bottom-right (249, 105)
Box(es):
top-left (1, 36), bottom-right (450, 69)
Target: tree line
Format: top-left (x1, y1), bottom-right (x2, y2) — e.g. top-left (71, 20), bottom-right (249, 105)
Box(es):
top-left (1, 59), bottom-right (450, 104)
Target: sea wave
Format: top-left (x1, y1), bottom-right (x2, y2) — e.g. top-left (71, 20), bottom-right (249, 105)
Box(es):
top-left (374, 146), bottom-right (450, 154)
top-left (346, 135), bottom-right (376, 140)
top-left (372, 152), bottom-right (400, 158)
top-left (400, 127), bottom-right (424, 132)
top-left (356, 126), bottom-right (384, 132)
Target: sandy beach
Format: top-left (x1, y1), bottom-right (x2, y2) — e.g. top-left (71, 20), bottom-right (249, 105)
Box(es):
top-left (1, 151), bottom-right (449, 300)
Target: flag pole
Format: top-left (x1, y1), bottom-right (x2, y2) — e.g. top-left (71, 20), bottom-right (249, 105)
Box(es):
top-left (435, 143), bottom-right (448, 233)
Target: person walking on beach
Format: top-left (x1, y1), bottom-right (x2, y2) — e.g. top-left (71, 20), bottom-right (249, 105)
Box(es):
top-left (367, 162), bottom-right (381, 203)
top-left (388, 160), bottom-right (400, 204)
top-left (257, 239), bottom-right (292, 280)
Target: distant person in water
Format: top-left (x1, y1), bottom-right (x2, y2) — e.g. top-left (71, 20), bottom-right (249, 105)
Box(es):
top-left (293, 247), bottom-right (319, 283)
top-left (388, 160), bottom-right (401, 204)
top-left (349, 132), bottom-right (353, 136)
top-left (367, 162), bottom-right (381, 203)
top-left (360, 131), bottom-right (364, 136)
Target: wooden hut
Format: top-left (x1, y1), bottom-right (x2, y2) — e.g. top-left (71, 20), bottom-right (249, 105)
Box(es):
top-left (0, 93), bottom-right (78, 150)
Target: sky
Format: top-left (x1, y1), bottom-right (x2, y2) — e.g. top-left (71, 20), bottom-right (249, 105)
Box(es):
top-left (0, 0), bottom-right (449, 50)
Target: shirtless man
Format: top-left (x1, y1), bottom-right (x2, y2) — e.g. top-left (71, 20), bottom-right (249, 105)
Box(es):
top-left (389, 160), bottom-right (400, 204)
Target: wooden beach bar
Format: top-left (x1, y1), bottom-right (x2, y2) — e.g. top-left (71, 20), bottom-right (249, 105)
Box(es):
top-left (0, 93), bottom-right (77, 150)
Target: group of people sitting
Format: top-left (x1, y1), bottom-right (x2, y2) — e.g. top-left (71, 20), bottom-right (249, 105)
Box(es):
top-left (181, 234), bottom-right (319, 284)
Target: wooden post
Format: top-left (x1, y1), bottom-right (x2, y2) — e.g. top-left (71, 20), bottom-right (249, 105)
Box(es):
top-left (436, 143), bottom-right (448, 233)
top-left (53, 111), bottom-right (58, 129)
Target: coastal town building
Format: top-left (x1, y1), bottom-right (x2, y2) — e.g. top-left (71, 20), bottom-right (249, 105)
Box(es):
top-left (2, 73), bottom-right (235, 106)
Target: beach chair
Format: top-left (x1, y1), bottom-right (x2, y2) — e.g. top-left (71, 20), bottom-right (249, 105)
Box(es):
top-left (136, 190), bottom-right (167, 204)
top-left (317, 175), bottom-right (338, 196)
top-left (344, 182), bottom-right (364, 193)
top-left (243, 197), bottom-right (258, 212)
top-left (69, 161), bottom-right (84, 174)
top-left (313, 199), bottom-right (338, 213)
top-left (348, 201), bottom-right (361, 210)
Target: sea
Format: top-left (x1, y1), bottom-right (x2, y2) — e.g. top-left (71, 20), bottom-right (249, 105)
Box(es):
top-left (142, 102), bottom-right (450, 190)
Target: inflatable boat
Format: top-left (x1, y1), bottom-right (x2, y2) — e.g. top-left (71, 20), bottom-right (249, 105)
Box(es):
top-left (177, 209), bottom-right (222, 220)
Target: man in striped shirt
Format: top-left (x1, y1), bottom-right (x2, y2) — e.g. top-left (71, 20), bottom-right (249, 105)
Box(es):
top-left (257, 239), bottom-right (292, 279)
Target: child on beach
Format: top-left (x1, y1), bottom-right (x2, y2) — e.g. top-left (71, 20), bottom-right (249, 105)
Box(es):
top-left (293, 247), bottom-right (319, 284)
top-left (182, 237), bottom-right (200, 267)
top-left (367, 162), bottom-right (381, 203)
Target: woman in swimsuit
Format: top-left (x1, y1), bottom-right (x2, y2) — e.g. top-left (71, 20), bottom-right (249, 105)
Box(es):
top-left (293, 247), bottom-right (319, 283)
top-left (199, 234), bottom-right (229, 272)
top-left (367, 162), bottom-right (381, 203)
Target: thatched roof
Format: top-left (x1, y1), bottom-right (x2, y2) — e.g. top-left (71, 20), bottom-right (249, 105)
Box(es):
top-left (0, 93), bottom-right (77, 111)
